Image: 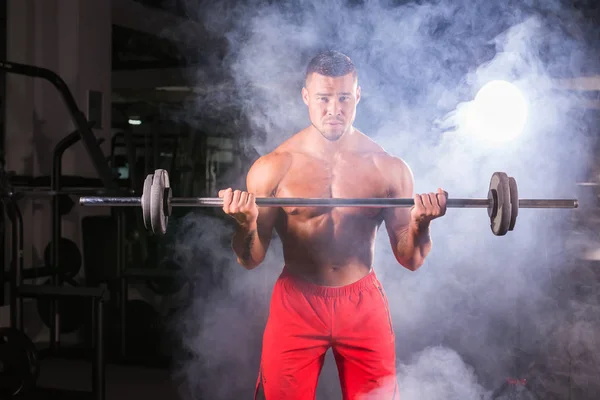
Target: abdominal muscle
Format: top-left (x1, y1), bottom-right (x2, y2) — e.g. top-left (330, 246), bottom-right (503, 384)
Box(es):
top-left (275, 209), bottom-right (382, 286)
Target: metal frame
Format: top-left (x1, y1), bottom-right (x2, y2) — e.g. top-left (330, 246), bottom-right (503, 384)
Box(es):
top-left (0, 60), bottom-right (117, 400)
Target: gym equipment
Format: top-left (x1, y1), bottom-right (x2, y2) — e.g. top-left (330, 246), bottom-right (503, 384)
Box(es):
top-left (0, 61), bottom-right (119, 190)
top-left (0, 60), bottom-right (124, 400)
top-left (36, 279), bottom-right (87, 334)
top-left (0, 327), bottom-right (40, 397)
top-left (0, 202), bottom-right (5, 307)
top-left (488, 172), bottom-right (513, 236)
top-left (43, 237), bottom-right (83, 278)
top-left (58, 194), bottom-right (76, 216)
top-left (80, 169), bottom-right (579, 236)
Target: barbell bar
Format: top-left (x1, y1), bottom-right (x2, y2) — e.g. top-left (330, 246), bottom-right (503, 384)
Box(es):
top-left (78, 196), bottom-right (577, 209)
top-left (78, 169), bottom-right (578, 236)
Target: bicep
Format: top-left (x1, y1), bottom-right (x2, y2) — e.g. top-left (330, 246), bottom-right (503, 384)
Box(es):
top-left (246, 158), bottom-right (281, 243)
top-left (382, 159), bottom-right (414, 242)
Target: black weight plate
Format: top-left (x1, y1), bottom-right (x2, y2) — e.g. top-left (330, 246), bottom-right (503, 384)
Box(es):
top-left (150, 170), bottom-right (170, 235)
top-left (508, 177), bottom-right (519, 231)
top-left (488, 172), bottom-right (512, 236)
top-left (0, 327), bottom-right (39, 397)
top-left (36, 279), bottom-right (86, 334)
top-left (141, 174), bottom-right (154, 230)
top-left (43, 237), bottom-right (82, 278)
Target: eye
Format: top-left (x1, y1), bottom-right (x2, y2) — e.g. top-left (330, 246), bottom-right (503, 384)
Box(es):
top-left (319, 97), bottom-right (328, 102)
top-left (340, 96), bottom-right (349, 102)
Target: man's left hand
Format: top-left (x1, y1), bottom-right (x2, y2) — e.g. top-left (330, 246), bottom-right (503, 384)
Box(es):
top-left (410, 188), bottom-right (447, 227)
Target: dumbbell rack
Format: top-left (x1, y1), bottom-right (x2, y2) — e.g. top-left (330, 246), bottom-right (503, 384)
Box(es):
top-left (2, 178), bottom-right (109, 400)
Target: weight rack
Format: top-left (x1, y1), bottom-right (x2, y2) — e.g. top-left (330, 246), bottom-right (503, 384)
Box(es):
top-left (0, 60), bottom-right (129, 400)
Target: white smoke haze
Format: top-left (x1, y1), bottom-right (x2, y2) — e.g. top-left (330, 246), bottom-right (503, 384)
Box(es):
top-left (156, 0), bottom-right (600, 399)
top-left (397, 346), bottom-right (489, 400)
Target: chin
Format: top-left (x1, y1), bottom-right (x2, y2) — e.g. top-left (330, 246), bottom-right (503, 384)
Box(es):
top-left (323, 134), bottom-right (343, 142)
top-left (320, 127), bottom-right (346, 141)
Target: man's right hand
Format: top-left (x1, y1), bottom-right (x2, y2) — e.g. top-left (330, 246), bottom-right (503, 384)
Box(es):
top-left (218, 188), bottom-right (259, 226)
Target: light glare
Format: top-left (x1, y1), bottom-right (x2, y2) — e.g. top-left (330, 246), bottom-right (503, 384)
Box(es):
top-left (465, 80), bottom-right (528, 143)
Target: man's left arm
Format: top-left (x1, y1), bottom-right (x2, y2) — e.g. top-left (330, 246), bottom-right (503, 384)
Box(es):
top-left (378, 156), bottom-right (447, 271)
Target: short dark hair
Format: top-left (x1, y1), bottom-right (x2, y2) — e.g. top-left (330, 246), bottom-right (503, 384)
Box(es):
top-left (305, 50), bottom-right (357, 84)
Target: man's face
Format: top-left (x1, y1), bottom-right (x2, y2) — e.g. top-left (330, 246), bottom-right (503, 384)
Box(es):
top-left (302, 72), bottom-right (361, 141)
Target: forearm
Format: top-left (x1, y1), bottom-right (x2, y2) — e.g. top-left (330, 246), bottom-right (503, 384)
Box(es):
top-left (231, 221), bottom-right (266, 269)
top-left (394, 221), bottom-right (432, 271)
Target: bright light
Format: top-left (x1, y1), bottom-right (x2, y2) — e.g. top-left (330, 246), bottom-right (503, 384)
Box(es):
top-left (128, 118), bottom-right (142, 126)
top-left (465, 80), bottom-right (528, 143)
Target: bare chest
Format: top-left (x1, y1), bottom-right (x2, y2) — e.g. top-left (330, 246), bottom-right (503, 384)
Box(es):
top-left (275, 156), bottom-right (388, 218)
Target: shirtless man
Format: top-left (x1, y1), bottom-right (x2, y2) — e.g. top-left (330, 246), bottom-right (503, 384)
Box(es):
top-left (219, 50), bottom-right (447, 400)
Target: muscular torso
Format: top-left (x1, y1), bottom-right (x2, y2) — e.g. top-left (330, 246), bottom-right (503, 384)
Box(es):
top-left (273, 151), bottom-right (389, 286)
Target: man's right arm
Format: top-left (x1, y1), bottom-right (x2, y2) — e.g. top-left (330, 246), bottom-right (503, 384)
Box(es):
top-left (228, 154), bottom-right (285, 269)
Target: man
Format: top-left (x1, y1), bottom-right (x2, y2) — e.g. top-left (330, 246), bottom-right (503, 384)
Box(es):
top-left (219, 50), bottom-right (447, 400)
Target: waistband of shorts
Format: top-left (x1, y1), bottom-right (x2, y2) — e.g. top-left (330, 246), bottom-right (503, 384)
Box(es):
top-left (279, 266), bottom-right (380, 297)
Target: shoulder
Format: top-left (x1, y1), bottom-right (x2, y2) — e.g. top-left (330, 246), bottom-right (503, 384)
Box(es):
top-left (246, 148), bottom-right (293, 194)
top-left (353, 131), bottom-right (412, 177)
top-left (248, 129), bottom-right (312, 181)
top-left (372, 152), bottom-right (412, 177)
top-left (249, 150), bottom-right (292, 174)
top-left (374, 154), bottom-right (413, 196)
top-left (360, 139), bottom-right (413, 195)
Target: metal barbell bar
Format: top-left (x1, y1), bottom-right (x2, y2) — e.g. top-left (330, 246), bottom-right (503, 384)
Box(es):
top-left (78, 196), bottom-right (577, 209)
top-left (78, 169), bottom-right (578, 236)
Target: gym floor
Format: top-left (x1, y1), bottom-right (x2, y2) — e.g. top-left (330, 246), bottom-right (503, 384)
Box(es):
top-left (21, 358), bottom-right (179, 400)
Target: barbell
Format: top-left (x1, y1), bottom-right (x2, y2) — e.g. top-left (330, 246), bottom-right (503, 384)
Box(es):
top-left (78, 169), bottom-right (578, 236)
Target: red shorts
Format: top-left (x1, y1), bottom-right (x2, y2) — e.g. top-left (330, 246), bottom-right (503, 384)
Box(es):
top-left (255, 267), bottom-right (399, 400)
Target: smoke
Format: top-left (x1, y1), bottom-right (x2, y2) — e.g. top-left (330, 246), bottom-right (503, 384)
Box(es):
top-left (156, 0), bottom-right (600, 399)
top-left (165, 211), bottom-right (283, 398)
top-left (397, 347), bottom-right (489, 400)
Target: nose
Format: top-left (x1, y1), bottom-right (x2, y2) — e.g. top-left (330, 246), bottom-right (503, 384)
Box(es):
top-left (327, 99), bottom-right (342, 116)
